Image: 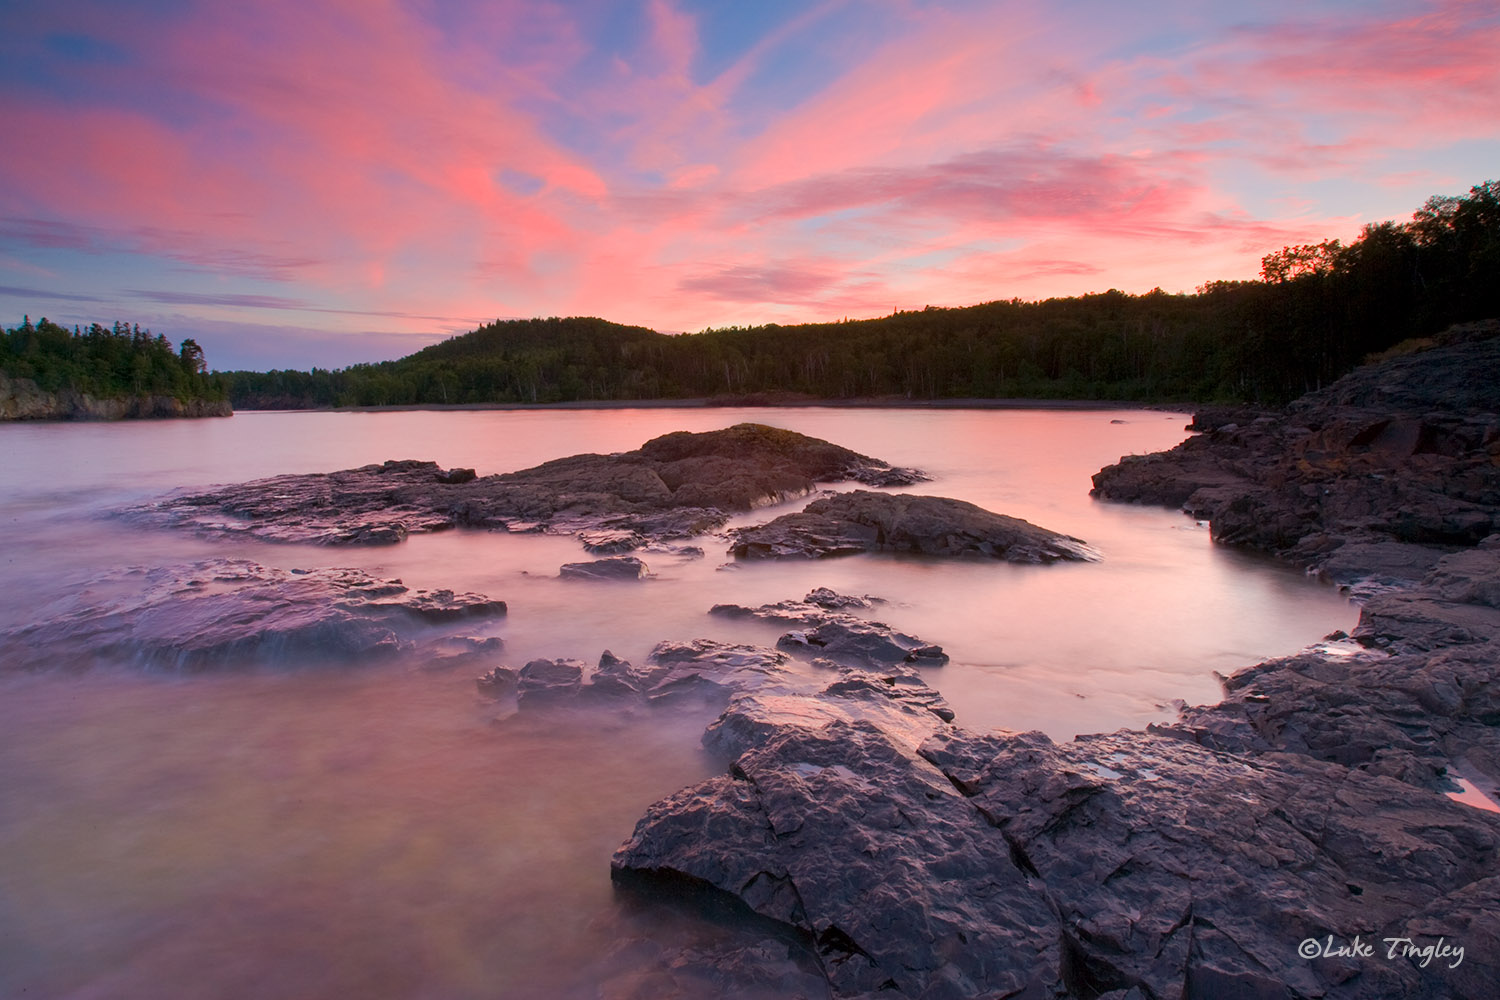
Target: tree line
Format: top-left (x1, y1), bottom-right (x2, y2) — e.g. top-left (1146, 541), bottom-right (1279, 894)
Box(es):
top-left (23, 180), bottom-right (1499, 411)
top-left (0, 318), bottom-right (229, 403)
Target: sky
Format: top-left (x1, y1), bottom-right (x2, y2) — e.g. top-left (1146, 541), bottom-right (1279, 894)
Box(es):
top-left (1, 0), bottom-right (1496, 371)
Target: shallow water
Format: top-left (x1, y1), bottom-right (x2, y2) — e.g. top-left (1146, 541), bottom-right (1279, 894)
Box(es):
top-left (0, 407), bottom-right (1356, 998)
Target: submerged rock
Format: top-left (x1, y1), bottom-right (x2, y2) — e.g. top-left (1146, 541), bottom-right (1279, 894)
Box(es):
top-left (0, 558), bottom-right (506, 672)
top-left (129, 423), bottom-right (927, 549)
top-left (709, 589), bottom-right (882, 623)
top-left (710, 590), bottom-right (947, 667)
top-left (703, 665), bottom-right (956, 761)
top-left (420, 635), bottom-right (505, 671)
top-left (512, 641), bottom-right (801, 714)
top-left (475, 665), bottom-right (518, 697)
top-left (610, 640), bottom-right (798, 708)
top-left (730, 490), bottom-right (1096, 563)
top-left (517, 658), bottom-right (585, 707)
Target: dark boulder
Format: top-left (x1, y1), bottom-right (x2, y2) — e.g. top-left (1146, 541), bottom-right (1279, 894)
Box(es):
top-left (614, 719), bottom-right (1063, 999)
top-left (560, 556), bottom-right (651, 581)
top-left (730, 490), bottom-right (1096, 563)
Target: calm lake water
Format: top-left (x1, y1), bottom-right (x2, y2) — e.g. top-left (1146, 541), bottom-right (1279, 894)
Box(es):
top-left (0, 407), bottom-right (1356, 998)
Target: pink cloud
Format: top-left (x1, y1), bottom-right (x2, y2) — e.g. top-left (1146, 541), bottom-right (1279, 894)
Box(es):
top-left (2, 0), bottom-right (614, 309)
top-left (1151, 0), bottom-right (1500, 167)
top-left (678, 262), bottom-right (868, 305)
top-left (742, 147), bottom-right (1188, 231)
top-left (1245, 1), bottom-right (1500, 109)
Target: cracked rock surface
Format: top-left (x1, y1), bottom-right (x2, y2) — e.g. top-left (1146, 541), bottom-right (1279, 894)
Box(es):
top-left (613, 698), bottom-right (1500, 999)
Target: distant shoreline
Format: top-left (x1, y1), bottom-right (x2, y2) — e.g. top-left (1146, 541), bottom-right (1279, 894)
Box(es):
top-left (235, 397), bottom-right (1197, 415)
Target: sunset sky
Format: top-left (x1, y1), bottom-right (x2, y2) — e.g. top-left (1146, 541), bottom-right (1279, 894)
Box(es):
top-left (2, 0), bottom-right (1496, 371)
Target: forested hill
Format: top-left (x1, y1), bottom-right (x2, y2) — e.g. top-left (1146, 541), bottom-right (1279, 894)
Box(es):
top-left (1, 318), bottom-right (231, 420)
top-left (223, 180), bottom-right (1499, 409)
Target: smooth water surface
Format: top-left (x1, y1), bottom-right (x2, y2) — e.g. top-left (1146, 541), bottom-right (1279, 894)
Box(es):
top-left (0, 407), bottom-right (1356, 998)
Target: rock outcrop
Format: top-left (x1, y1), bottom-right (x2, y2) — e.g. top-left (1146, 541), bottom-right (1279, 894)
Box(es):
top-left (1091, 327), bottom-right (1500, 582)
top-left (1157, 541), bottom-right (1500, 804)
top-left (730, 490), bottom-right (1096, 562)
top-left (0, 558), bottom-right (506, 671)
top-left (129, 423), bottom-right (926, 548)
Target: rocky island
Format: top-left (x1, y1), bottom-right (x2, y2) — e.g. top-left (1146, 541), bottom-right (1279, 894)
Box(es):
top-left (130, 422), bottom-right (929, 548)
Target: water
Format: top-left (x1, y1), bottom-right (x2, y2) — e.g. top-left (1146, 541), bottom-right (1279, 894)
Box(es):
top-left (0, 407), bottom-right (1356, 998)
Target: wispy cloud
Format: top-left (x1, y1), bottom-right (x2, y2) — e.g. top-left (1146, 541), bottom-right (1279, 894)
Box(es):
top-left (122, 288), bottom-right (481, 324)
top-left (0, 284), bottom-right (107, 304)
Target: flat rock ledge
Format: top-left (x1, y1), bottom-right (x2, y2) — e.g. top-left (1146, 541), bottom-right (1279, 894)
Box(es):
top-left (126, 423), bottom-right (926, 549)
top-left (0, 558), bottom-right (507, 672)
top-left (730, 490), bottom-right (1097, 562)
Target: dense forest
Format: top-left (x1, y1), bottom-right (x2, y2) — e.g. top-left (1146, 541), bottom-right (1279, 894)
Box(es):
top-left (0, 318), bottom-right (229, 403)
top-left (164, 181), bottom-right (1500, 408)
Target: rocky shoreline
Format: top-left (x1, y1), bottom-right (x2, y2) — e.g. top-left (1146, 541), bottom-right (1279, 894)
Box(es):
top-left (604, 330), bottom-right (1500, 999)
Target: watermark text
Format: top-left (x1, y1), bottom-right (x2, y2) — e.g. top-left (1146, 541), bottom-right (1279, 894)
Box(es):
top-left (1298, 934), bottom-right (1464, 970)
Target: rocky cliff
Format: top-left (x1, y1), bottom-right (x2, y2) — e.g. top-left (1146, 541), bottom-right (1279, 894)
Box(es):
top-left (0, 372), bottom-right (232, 420)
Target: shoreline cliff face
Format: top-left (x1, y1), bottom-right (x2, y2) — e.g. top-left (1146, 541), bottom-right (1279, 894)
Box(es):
top-left (0, 372), bottom-right (232, 420)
